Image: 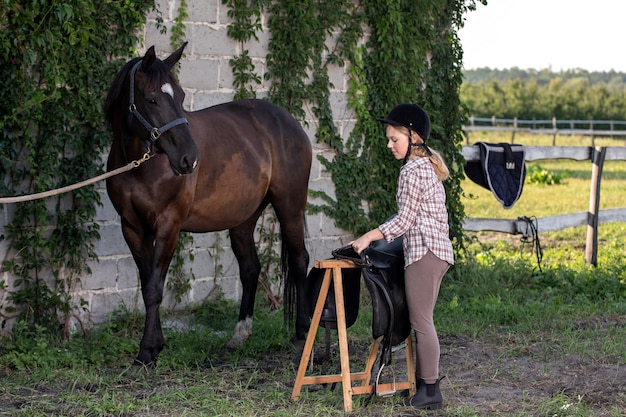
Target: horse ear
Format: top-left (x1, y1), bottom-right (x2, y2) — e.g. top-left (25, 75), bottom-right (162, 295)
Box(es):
top-left (142, 46), bottom-right (157, 71)
top-left (163, 42), bottom-right (188, 69)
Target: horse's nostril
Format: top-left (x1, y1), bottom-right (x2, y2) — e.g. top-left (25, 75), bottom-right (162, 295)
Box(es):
top-left (181, 155), bottom-right (198, 173)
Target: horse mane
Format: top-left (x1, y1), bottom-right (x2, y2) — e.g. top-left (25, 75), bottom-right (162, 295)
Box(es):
top-left (103, 55), bottom-right (180, 130)
top-left (103, 57), bottom-right (142, 129)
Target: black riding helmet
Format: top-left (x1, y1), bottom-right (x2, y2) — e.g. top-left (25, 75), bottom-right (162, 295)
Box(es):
top-left (378, 103), bottom-right (432, 163)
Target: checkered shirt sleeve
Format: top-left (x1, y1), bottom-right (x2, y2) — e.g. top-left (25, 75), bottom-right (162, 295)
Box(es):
top-left (378, 157), bottom-right (454, 267)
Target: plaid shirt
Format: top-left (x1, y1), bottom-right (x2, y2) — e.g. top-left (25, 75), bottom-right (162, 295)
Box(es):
top-left (378, 157), bottom-right (454, 268)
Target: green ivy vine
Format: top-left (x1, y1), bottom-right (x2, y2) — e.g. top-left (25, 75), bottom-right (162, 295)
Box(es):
top-left (226, 0), bottom-right (484, 253)
top-left (223, 0), bottom-right (266, 99)
top-left (170, 0), bottom-right (188, 50)
top-left (0, 0), bottom-right (484, 334)
top-left (311, 0), bottom-right (478, 249)
top-left (0, 0), bottom-right (158, 333)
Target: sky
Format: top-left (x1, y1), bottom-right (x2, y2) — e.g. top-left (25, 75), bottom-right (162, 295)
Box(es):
top-left (458, 0), bottom-right (626, 72)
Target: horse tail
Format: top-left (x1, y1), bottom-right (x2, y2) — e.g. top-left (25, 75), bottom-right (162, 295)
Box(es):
top-left (282, 214), bottom-right (309, 326)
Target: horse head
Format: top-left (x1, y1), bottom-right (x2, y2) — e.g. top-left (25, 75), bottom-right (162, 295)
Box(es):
top-left (105, 43), bottom-right (199, 175)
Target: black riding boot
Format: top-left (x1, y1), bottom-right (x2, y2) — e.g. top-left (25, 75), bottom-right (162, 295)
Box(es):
top-left (403, 377), bottom-right (443, 410)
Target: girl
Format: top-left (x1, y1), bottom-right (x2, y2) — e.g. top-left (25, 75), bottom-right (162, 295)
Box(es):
top-left (350, 103), bottom-right (454, 410)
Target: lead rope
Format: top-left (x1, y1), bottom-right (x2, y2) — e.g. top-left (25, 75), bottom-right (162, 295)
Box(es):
top-left (518, 215), bottom-right (543, 272)
top-left (0, 153), bottom-right (152, 204)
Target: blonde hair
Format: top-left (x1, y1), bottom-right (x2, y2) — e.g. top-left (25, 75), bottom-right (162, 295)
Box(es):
top-left (399, 126), bottom-right (450, 181)
top-left (422, 147), bottom-right (450, 182)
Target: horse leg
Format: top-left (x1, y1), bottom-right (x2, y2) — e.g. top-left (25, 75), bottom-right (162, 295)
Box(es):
top-left (137, 269), bottom-right (165, 365)
top-left (122, 218), bottom-right (179, 365)
top-left (225, 217), bottom-right (263, 349)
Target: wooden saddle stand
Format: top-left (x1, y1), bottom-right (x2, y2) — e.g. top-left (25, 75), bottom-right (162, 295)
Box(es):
top-left (291, 242), bottom-right (417, 412)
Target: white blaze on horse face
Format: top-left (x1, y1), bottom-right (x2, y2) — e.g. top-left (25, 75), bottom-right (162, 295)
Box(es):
top-left (161, 83), bottom-right (174, 99)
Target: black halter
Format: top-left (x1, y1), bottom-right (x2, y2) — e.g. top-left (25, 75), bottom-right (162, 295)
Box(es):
top-left (127, 59), bottom-right (189, 152)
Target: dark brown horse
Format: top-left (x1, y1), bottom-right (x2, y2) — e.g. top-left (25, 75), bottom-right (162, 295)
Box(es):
top-left (103, 43), bottom-right (312, 365)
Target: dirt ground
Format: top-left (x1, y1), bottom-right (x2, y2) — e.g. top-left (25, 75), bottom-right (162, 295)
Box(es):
top-left (434, 332), bottom-right (625, 414)
top-left (283, 318), bottom-right (626, 416)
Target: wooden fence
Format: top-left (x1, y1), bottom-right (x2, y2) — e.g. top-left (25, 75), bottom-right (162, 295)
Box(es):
top-left (461, 145), bottom-right (626, 266)
top-left (464, 117), bottom-right (626, 146)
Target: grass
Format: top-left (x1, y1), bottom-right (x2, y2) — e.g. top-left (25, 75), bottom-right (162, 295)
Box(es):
top-left (463, 131), bottom-right (626, 218)
top-left (1, 133), bottom-right (625, 416)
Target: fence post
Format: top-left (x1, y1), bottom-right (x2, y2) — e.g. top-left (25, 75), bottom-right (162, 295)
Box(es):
top-left (466, 115), bottom-right (474, 144)
top-left (585, 146), bottom-right (606, 266)
top-left (590, 120), bottom-right (595, 147)
top-left (511, 117), bottom-right (517, 143)
top-left (610, 120), bottom-right (614, 139)
top-left (552, 116), bottom-right (557, 145)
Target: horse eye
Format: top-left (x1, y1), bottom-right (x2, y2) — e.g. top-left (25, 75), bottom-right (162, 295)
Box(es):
top-left (147, 98), bottom-right (157, 105)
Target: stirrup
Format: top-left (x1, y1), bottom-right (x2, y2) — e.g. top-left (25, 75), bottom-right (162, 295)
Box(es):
top-left (391, 341), bottom-right (406, 353)
top-left (375, 363), bottom-right (397, 397)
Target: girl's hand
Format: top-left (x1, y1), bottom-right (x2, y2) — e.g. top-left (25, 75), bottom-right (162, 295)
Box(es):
top-left (349, 235), bottom-right (371, 255)
top-left (349, 228), bottom-right (384, 254)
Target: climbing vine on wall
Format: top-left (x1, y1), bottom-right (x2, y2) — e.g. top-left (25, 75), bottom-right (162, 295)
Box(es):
top-left (0, 0), bottom-right (484, 333)
top-left (314, 0), bottom-right (480, 248)
top-left (0, 0), bottom-right (158, 332)
top-left (222, 0), bottom-right (484, 252)
top-left (223, 0), bottom-right (266, 99)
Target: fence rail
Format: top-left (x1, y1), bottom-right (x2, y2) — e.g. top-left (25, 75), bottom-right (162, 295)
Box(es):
top-left (462, 145), bottom-right (626, 162)
top-left (463, 208), bottom-right (626, 234)
top-left (463, 117), bottom-right (626, 145)
top-left (461, 145), bottom-right (626, 266)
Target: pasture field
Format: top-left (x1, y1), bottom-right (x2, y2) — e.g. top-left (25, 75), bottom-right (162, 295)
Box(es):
top-left (1, 133), bottom-right (625, 416)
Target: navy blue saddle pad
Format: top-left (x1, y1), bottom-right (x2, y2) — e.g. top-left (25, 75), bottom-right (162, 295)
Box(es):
top-left (464, 142), bottom-right (526, 209)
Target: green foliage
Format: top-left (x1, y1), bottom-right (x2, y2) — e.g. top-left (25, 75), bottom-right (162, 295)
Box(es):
top-left (463, 67), bottom-right (626, 89)
top-left (0, 321), bottom-right (60, 371)
top-left (307, 0), bottom-right (476, 251)
top-left (461, 69), bottom-right (626, 121)
top-left (223, 0), bottom-right (266, 99)
top-left (526, 164), bottom-right (567, 185)
top-left (264, 0), bottom-right (350, 130)
top-left (170, 0), bottom-right (188, 50)
top-left (0, 310), bottom-right (139, 371)
top-left (167, 232), bottom-right (196, 304)
top-left (0, 1), bottom-right (156, 332)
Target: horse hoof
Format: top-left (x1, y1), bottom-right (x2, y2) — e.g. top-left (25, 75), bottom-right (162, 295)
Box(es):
top-left (132, 358), bottom-right (154, 369)
top-left (290, 335), bottom-right (306, 352)
top-left (226, 318), bottom-right (252, 349)
top-left (224, 337), bottom-right (244, 350)
top-left (133, 351), bottom-right (157, 369)
top-left (225, 331), bottom-right (246, 349)
top-left (124, 360), bottom-right (154, 375)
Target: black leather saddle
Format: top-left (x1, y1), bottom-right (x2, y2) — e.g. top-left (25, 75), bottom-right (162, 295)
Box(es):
top-left (305, 238), bottom-right (411, 365)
